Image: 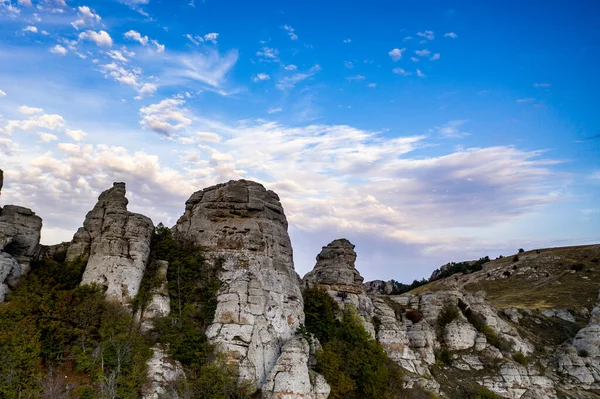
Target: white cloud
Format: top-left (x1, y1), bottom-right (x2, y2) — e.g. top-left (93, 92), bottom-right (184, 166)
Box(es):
top-left (79, 30), bottom-right (113, 47)
top-left (253, 73), bottom-right (270, 82)
top-left (417, 30), bottom-right (435, 40)
top-left (282, 25), bottom-right (298, 40)
top-left (151, 39), bottom-right (165, 53)
top-left (343, 39), bottom-right (351, 43)
top-left (65, 129), bottom-right (87, 141)
top-left (19, 105), bottom-right (44, 114)
top-left (403, 36), bottom-right (413, 41)
top-left (71, 6), bottom-right (101, 29)
top-left (0, 89), bottom-right (6, 97)
top-left (256, 47), bottom-right (279, 61)
top-left (0, 138), bottom-right (17, 155)
top-left (430, 53), bottom-right (440, 61)
top-left (50, 44), bottom-right (68, 55)
top-left (186, 32), bottom-right (219, 45)
top-left (517, 98), bottom-right (535, 103)
top-left (445, 32), bottom-right (458, 38)
top-left (276, 64), bottom-right (321, 90)
top-left (416, 69), bottom-right (426, 78)
top-left (23, 25), bottom-right (38, 33)
top-left (367, 83), bottom-right (377, 88)
top-left (437, 120), bottom-right (469, 138)
top-left (415, 49), bottom-right (431, 57)
top-left (107, 49), bottom-right (130, 62)
top-left (124, 30), bottom-right (148, 46)
top-left (534, 83), bottom-right (551, 88)
top-left (284, 64), bottom-right (298, 71)
top-left (347, 75), bottom-right (365, 81)
top-left (162, 49), bottom-right (238, 91)
top-left (18, 0), bottom-right (33, 5)
top-left (99, 62), bottom-right (141, 87)
top-left (137, 83), bottom-right (157, 98)
top-left (139, 98), bottom-right (192, 136)
top-left (410, 57), bottom-right (419, 62)
top-left (38, 132), bottom-right (58, 142)
top-left (268, 107), bottom-right (282, 114)
top-left (3, 113), bottom-right (66, 135)
top-left (195, 131), bottom-right (221, 142)
top-left (388, 48), bottom-right (405, 62)
top-left (392, 67), bottom-right (411, 76)
top-left (344, 61), bottom-right (353, 69)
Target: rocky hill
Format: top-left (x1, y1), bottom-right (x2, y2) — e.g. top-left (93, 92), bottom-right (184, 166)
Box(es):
top-left (0, 170), bottom-right (599, 398)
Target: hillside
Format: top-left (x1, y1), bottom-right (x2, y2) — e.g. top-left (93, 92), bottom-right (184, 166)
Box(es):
top-left (1, 172), bottom-right (599, 399)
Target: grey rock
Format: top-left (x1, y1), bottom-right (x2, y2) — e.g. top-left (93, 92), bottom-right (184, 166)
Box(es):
top-left (173, 180), bottom-right (305, 388)
top-left (262, 337), bottom-right (330, 399)
top-left (68, 183), bottom-right (154, 304)
top-left (142, 345), bottom-right (184, 399)
top-left (0, 252), bottom-right (21, 301)
top-left (0, 205), bottom-right (42, 273)
top-left (137, 260), bottom-right (171, 332)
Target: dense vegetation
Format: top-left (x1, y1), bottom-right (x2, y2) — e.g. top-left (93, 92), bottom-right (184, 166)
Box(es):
top-left (431, 256), bottom-right (491, 281)
top-left (0, 224), bottom-right (251, 399)
top-left (0, 254), bottom-right (151, 398)
top-left (303, 287), bottom-right (411, 399)
top-left (146, 224), bottom-right (252, 398)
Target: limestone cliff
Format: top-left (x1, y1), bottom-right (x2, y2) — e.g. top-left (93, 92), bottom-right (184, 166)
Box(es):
top-left (67, 182), bottom-right (154, 304)
top-left (0, 169), bottom-right (42, 301)
top-left (173, 180), bottom-right (327, 396)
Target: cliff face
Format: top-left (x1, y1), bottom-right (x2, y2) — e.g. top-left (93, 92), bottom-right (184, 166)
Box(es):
top-left (173, 180), bottom-right (327, 396)
top-left (1, 174), bottom-right (600, 398)
top-left (0, 169), bottom-right (43, 301)
top-left (66, 182), bottom-right (154, 304)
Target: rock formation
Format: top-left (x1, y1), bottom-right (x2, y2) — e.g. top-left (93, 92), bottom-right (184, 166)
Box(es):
top-left (173, 180), bottom-right (327, 396)
top-left (67, 182), bottom-right (154, 304)
top-left (137, 260), bottom-right (171, 332)
top-left (303, 239), bottom-right (375, 337)
top-left (0, 169), bottom-right (43, 301)
top-left (557, 288), bottom-right (600, 389)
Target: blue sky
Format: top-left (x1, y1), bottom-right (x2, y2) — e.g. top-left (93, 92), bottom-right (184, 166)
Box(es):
top-left (1, 0), bottom-right (599, 282)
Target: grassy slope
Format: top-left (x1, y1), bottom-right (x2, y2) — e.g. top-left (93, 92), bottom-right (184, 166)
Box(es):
top-left (411, 244), bottom-right (600, 311)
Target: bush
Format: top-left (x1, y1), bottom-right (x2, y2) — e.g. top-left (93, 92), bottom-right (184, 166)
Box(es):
top-left (406, 309), bottom-right (424, 323)
top-left (431, 257), bottom-right (491, 281)
top-left (518, 248), bottom-right (525, 254)
top-left (436, 303), bottom-right (459, 339)
top-left (570, 263), bottom-right (585, 272)
top-left (304, 290), bottom-right (405, 399)
top-left (435, 347), bottom-right (452, 365)
top-left (512, 255), bottom-right (519, 262)
top-left (513, 351), bottom-right (528, 365)
top-left (474, 386), bottom-right (503, 399)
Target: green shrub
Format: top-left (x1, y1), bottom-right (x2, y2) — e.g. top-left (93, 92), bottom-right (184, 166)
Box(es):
top-left (436, 303), bottom-right (459, 340)
top-left (303, 289), bottom-right (405, 399)
top-left (474, 386), bottom-right (503, 399)
top-left (513, 351), bottom-right (528, 365)
top-left (435, 347), bottom-right (453, 365)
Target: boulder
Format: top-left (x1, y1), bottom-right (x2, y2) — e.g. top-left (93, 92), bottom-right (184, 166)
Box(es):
top-left (173, 180), bottom-right (306, 388)
top-left (0, 205), bottom-right (42, 272)
top-left (68, 182), bottom-right (154, 304)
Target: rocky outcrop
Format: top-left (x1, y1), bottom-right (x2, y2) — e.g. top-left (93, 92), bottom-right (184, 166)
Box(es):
top-left (303, 239), bottom-right (375, 337)
top-left (557, 289), bottom-right (600, 389)
top-left (0, 170), bottom-right (43, 301)
top-left (173, 180), bottom-right (316, 391)
top-left (67, 183), bottom-right (154, 304)
top-left (262, 337), bottom-right (330, 399)
top-left (0, 205), bottom-right (42, 273)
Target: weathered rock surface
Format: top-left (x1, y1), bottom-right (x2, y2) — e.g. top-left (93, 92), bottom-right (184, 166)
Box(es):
top-left (0, 172), bottom-right (43, 301)
top-left (173, 180), bottom-right (311, 389)
top-left (142, 345), bottom-right (184, 399)
top-left (262, 337), bottom-right (330, 399)
top-left (0, 205), bottom-right (42, 272)
top-left (138, 260), bottom-right (171, 332)
top-left (303, 239), bottom-right (375, 337)
top-left (557, 289), bottom-right (600, 389)
top-left (67, 182), bottom-right (154, 304)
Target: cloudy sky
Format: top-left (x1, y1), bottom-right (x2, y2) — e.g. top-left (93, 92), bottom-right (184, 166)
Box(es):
top-left (1, 0), bottom-right (599, 282)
